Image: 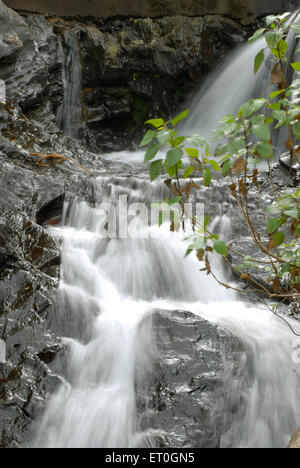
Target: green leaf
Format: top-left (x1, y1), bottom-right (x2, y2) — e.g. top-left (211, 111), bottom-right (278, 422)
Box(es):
top-left (184, 166), bottom-right (195, 179)
top-left (290, 62), bottom-right (300, 71)
top-left (150, 159), bottom-right (163, 181)
top-left (165, 163), bottom-right (176, 178)
top-left (185, 147), bottom-right (199, 158)
top-left (253, 123), bottom-right (271, 142)
top-left (270, 89), bottom-right (285, 99)
top-left (267, 218), bottom-right (281, 233)
top-left (222, 160), bottom-right (232, 176)
top-left (266, 15), bottom-right (278, 26)
top-left (140, 130), bottom-right (156, 147)
top-left (271, 40), bottom-right (288, 59)
top-left (204, 214), bottom-right (210, 230)
top-left (213, 240), bottom-right (227, 256)
top-left (284, 208), bottom-right (298, 218)
top-left (185, 245), bottom-right (194, 257)
top-left (171, 136), bottom-right (186, 147)
top-left (281, 263), bottom-right (291, 274)
top-left (186, 135), bottom-right (207, 147)
top-left (248, 28), bottom-right (266, 43)
top-left (272, 109), bottom-right (287, 124)
top-left (257, 142), bottom-right (274, 159)
top-left (144, 143), bottom-right (160, 162)
top-left (270, 103), bottom-right (281, 110)
top-left (254, 49), bottom-right (265, 75)
top-left (238, 99), bottom-right (266, 117)
top-left (169, 196), bottom-right (182, 205)
top-left (293, 121), bottom-right (300, 139)
top-left (158, 211), bottom-right (163, 227)
top-left (157, 129), bottom-right (171, 145)
top-left (171, 109), bottom-right (189, 127)
top-left (265, 31), bottom-right (282, 49)
top-left (220, 114), bottom-right (235, 124)
top-left (208, 160), bottom-right (221, 172)
top-left (270, 231), bottom-right (285, 248)
top-left (166, 148), bottom-right (184, 168)
top-left (203, 168), bottom-right (212, 187)
top-left (145, 118), bottom-right (165, 128)
top-left (165, 160), bottom-right (182, 178)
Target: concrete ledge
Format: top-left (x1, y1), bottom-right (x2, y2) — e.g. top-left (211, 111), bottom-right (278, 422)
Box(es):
top-left (3, 0), bottom-right (296, 20)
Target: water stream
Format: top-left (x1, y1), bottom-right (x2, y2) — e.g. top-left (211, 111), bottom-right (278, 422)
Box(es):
top-left (32, 23), bottom-right (300, 448)
top-left (31, 173), bottom-right (300, 448)
top-left (57, 31), bottom-right (82, 139)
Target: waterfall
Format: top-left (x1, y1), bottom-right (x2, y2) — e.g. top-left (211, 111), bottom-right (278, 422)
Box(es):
top-left (31, 173), bottom-right (300, 449)
top-left (57, 31), bottom-right (82, 139)
top-left (104, 36), bottom-right (275, 166)
top-left (31, 12), bottom-right (300, 449)
top-left (182, 10), bottom-right (300, 151)
top-left (181, 38), bottom-right (272, 139)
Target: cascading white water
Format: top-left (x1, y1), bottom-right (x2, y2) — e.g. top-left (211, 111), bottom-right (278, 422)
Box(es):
top-left (32, 14), bottom-right (300, 448)
top-left (180, 38), bottom-right (273, 139)
top-left (32, 174), bottom-right (300, 449)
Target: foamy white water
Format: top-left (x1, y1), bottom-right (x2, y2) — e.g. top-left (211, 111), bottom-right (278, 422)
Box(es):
top-left (181, 38), bottom-right (272, 139)
top-left (31, 174), bottom-right (300, 448)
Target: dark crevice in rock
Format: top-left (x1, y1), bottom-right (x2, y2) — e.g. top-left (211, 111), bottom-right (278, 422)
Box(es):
top-left (36, 194), bottom-right (65, 226)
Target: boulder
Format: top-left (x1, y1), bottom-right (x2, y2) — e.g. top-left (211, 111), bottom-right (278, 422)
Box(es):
top-left (138, 310), bottom-right (234, 448)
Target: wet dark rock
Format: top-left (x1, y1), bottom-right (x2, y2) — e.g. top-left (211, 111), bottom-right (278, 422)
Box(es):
top-left (36, 194), bottom-right (64, 226)
top-left (0, 1), bottom-right (258, 156)
top-left (0, 5), bottom-right (59, 112)
top-left (279, 152), bottom-right (300, 183)
top-left (0, 198), bottom-right (63, 446)
top-left (139, 310), bottom-right (234, 448)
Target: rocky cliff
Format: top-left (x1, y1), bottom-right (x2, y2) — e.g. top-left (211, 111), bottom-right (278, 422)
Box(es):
top-left (1, 2), bottom-right (257, 154)
top-left (4, 0), bottom-right (298, 23)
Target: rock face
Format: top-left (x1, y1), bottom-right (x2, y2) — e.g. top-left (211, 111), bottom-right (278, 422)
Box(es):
top-left (1, 0), bottom-right (259, 154)
top-left (4, 0), bottom-right (298, 23)
top-left (139, 310), bottom-right (233, 448)
top-left (50, 14), bottom-right (250, 153)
